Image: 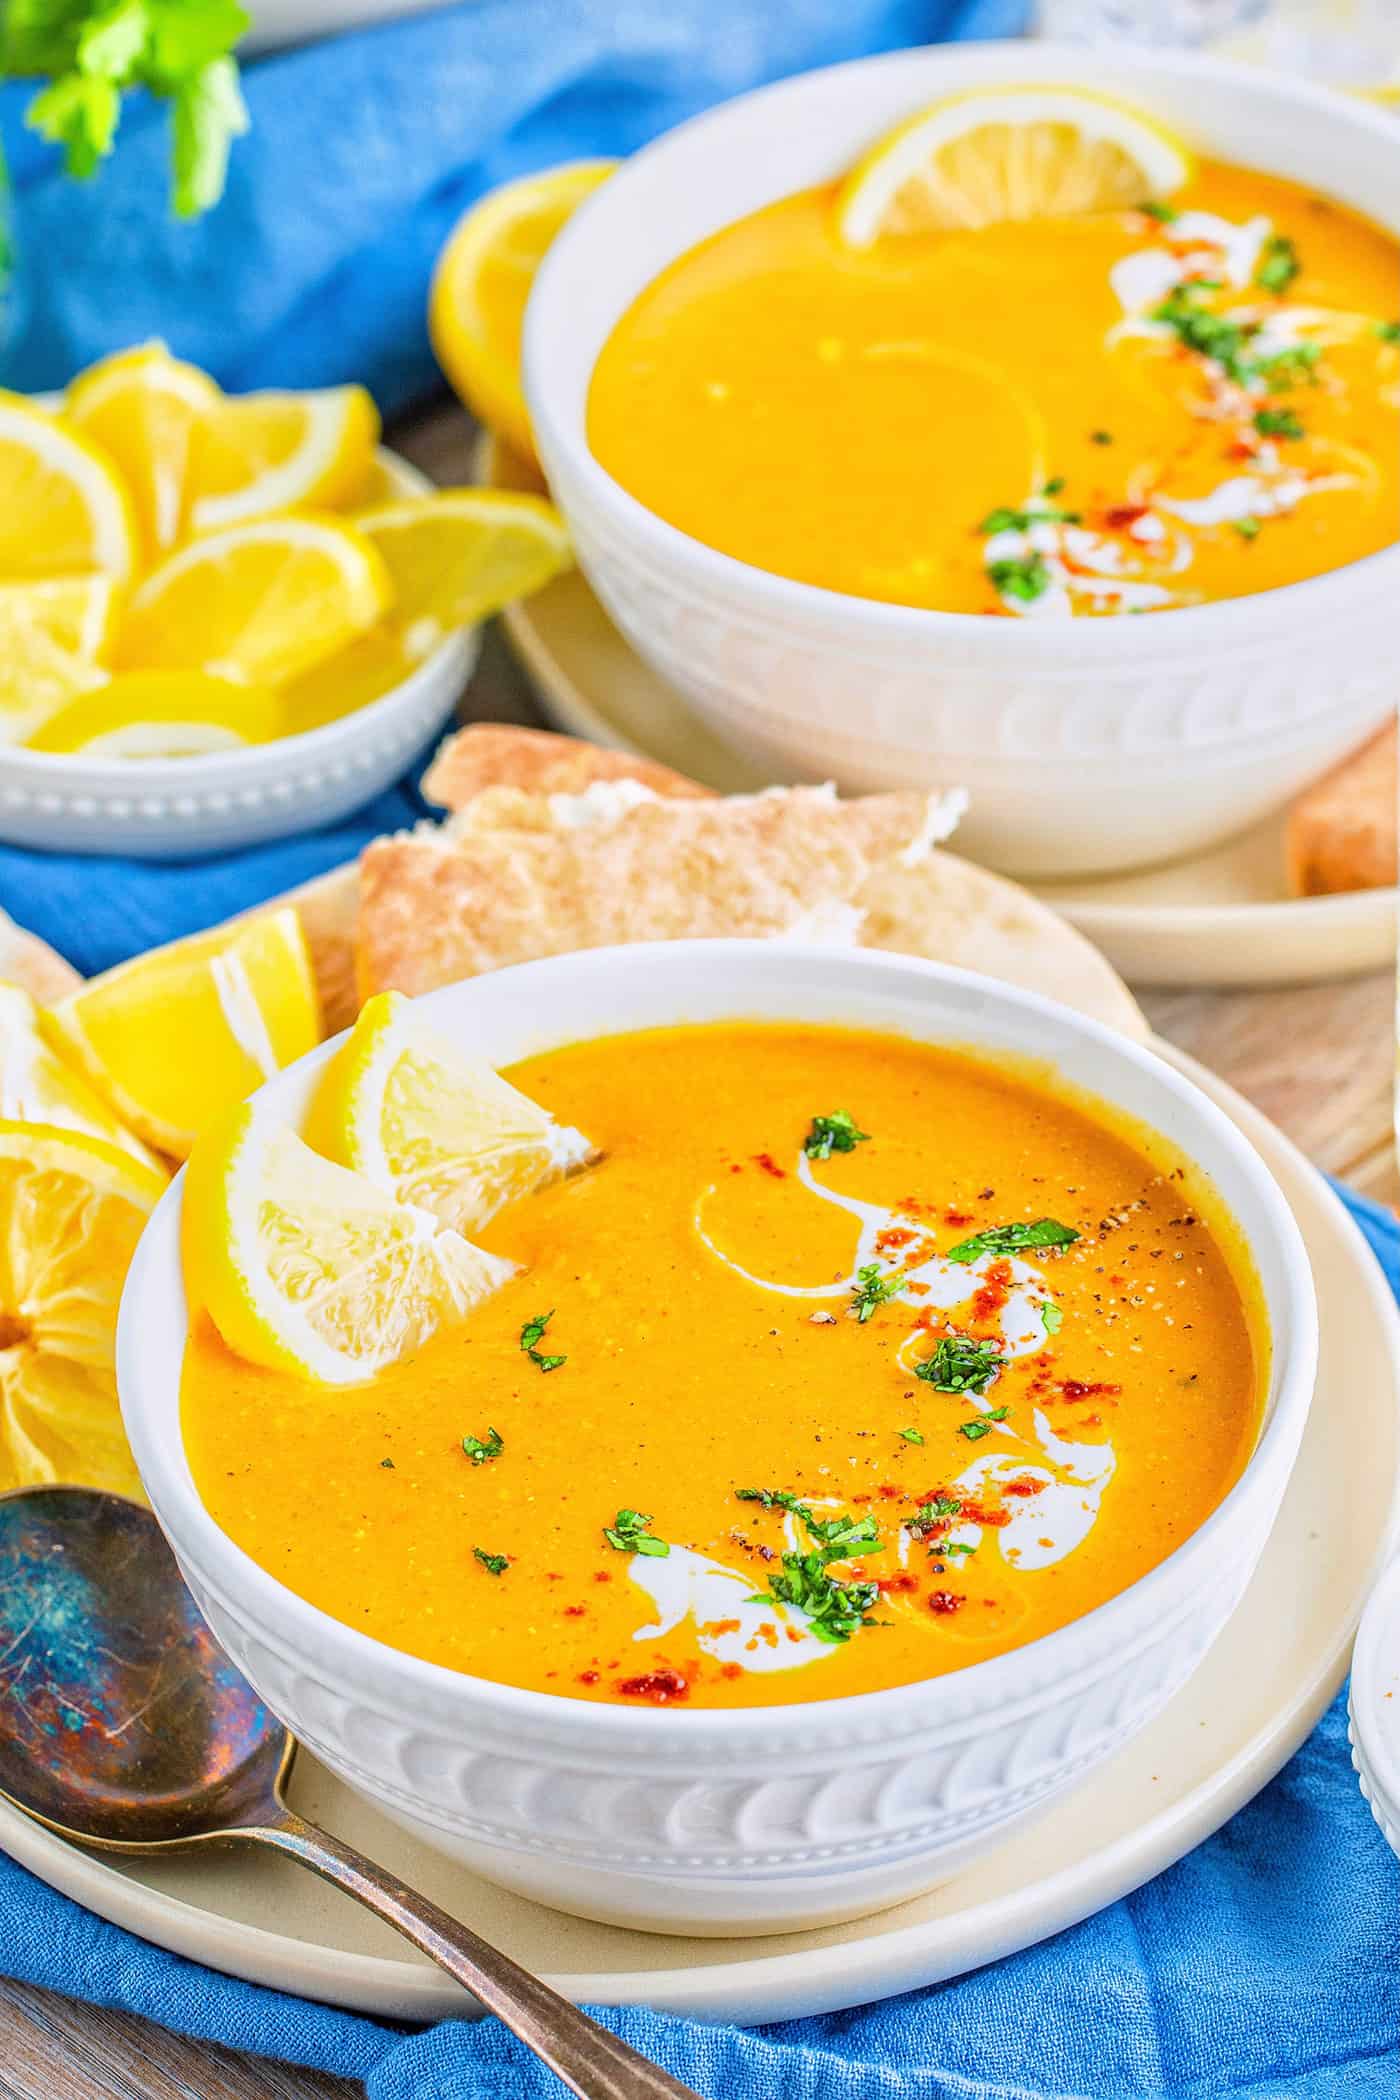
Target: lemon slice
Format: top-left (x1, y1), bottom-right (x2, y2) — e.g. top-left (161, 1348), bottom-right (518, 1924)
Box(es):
top-left (837, 87), bottom-right (1193, 246)
top-left (307, 989), bottom-right (594, 1233)
top-left (0, 577), bottom-right (117, 741)
top-left (0, 983), bottom-right (162, 1167)
top-left (279, 626), bottom-right (418, 734)
top-left (43, 907), bottom-right (322, 1160)
top-left (28, 671), bottom-right (288, 758)
top-left (189, 385), bottom-right (381, 534)
top-left (349, 452), bottom-right (426, 508)
top-left (430, 160), bottom-right (615, 464)
top-left (357, 490), bottom-right (572, 655)
top-left (65, 342), bottom-right (224, 559)
top-left (184, 1104), bottom-right (516, 1384)
top-left (114, 513), bottom-right (391, 688)
top-left (0, 392), bottom-right (138, 585)
top-left (0, 1121), bottom-right (167, 1494)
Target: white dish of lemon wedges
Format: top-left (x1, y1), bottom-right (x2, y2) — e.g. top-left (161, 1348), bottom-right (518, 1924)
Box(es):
top-left (0, 349), bottom-right (572, 857)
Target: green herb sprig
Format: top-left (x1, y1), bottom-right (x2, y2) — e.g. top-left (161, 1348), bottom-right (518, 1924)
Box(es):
top-left (473, 1547), bottom-right (508, 1576)
top-left (604, 1509), bottom-right (669, 1558)
top-left (803, 1111), bottom-right (869, 1160)
top-left (462, 1426), bottom-right (504, 1467)
top-left (913, 1334), bottom-right (1003, 1395)
top-left (959, 1407), bottom-right (1011, 1442)
top-left (520, 1311), bottom-right (566, 1373)
top-left (946, 1219), bottom-right (1080, 1265)
top-left (1255, 234), bottom-right (1301, 296)
top-left (850, 1262), bottom-right (907, 1323)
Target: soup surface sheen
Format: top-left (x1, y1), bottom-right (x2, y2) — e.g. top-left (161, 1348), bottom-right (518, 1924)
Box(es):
top-left (184, 1024), bottom-right (1266, 1709)
top-left (588, 163), bottom-right (1399, 615)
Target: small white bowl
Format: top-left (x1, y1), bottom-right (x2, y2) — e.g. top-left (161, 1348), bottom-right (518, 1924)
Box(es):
top-left (118, 942), bottom-right (1317, 1935)
top-left (524, 45), bottom-right (1400, 879)
top-left (0, 449), bottom-right (475, 860)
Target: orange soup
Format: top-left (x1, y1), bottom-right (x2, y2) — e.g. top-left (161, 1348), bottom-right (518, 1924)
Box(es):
top-left (183, 1024), bottom-right (1267, 1709)
top-left (587, 163), bottom-right (1400, 615)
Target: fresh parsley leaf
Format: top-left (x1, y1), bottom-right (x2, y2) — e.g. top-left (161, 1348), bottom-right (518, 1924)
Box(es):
top-left (936, 1539), bottom-right (977, 1561)
top-left (803, 1511), bottom-right (880, 1553)
top-left (946, 1218), bottom-right (1080, 1264)
top-left (1255, 234), bottom-right (1301, 295)
top-left (959, 1407), bottom-right (1011, 1442)
top-left (1234, 517), bottom-right (1262, 541)
top-left (914, 1334), bottom-right (1003, 1395)
top-left (1377, 320), bottom-right (1400, 345)
top-left (1041, 475), bottom-right (1066, 497)
top-left (379, 1457), bottom-right (395, 1469)
top-left (1090, 428), bottom-right (1115, 445)
top-left (988, 552), bottom-right (1053, 604)
top-left (1254, 406), bottom-right (1304, 440)
top-left (1252, 342), bottom-right (1321, 389)
top-left (979, 500), bottom-right (1080, 537)
top-left (604, 1508), bottom-right (669, 1558)
top-left (1151, 286), bottom-right (1254, 383)
top-left (851, 1262), bottom-right (907, 1323)
top-left (911, 1495), bottom-right (963, 1531)
top-left (462, 1426), bottom-right (504, 1466)
top-left (473, 1547), bottom-right (508, 1575)
top-left (1039, 1300), bottom-right (1063, 1337)
top-left (751, 1553), bottom-right (882, 1645)
top-left (1139, 199), bottom-right (1178, 222)
top-left (520, 1310), bottom-right (566, 1372)
top-left (803, 1111), bottom-right (869, 1160)
top-left (736, 1487), bottom-right (811, 1515)
top-left (898, 1426), bottom-right (925, 1445)
top-left (9, 0), bottom-right (249, 216)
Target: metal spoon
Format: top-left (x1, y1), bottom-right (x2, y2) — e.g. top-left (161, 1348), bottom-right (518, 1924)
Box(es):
top-left (0, 1485), bottom-right (704, 2100)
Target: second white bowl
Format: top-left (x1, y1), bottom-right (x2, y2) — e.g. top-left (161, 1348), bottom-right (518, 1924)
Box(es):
top-left (524, 45), bottom-right (1400, 878)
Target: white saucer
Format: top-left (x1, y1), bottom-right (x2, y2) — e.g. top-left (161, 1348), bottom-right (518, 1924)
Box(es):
top-left (1, 1046), bottom-right (1395, 2024)
top-left (1349, 1549), bottom-right (1400, 1863)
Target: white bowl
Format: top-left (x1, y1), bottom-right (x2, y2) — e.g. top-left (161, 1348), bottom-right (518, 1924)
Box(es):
top-left (524, 46), bottom-right (1400, 879)
top-left (0, 449), bottom-right (475, 859)
top-left (118, 943), bottom-right (1317, 1935)
top-left (1348, 1551), bottom-right (1400, 1866)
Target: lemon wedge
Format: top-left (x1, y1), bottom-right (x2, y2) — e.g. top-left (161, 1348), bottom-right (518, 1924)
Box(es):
top-left (189, 385), bottom-right (381, 534)
top-left (114, 513), bottom-right (391, 688)
top-left (65, 342), bottom-right (223, 559)
top-left (184, 1104), bottom-right (516, 1383)
top-left (43, 907), bottom-right (322, 1160)
top-left (430, 160), bottom-right (615, 464)
top-left (0, 392), bottom-right (138, 585)
top-left (307, 990), bottom-right (593, 1234)
top-left (28, 671), bottom-right (288, 758)
top-left (279, 626), bottom-right (418, 734)
top-left (0, 983), bottom-right (162, 1167)
top-left (837, 87), bottom-right (1193, 246)
top-left (357, 491), bottom-right (572, 656)
top-left (0, 1121), bottom-right (167, 1495)
top-left (0, 577), bottom-right (118, 741)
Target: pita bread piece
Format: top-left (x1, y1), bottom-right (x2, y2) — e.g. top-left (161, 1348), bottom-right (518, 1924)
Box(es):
top-left (424, 723), bottom-right (708, 811)
top-left (356, 785), bottom-right (938, 997)
top-left (1285, 724), bottom-right (1397, 897)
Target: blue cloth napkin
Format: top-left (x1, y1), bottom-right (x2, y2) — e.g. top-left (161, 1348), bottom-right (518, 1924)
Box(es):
top-left (0, 0), bottom-right (1024, 410)
top-left (1, 1190), bottom-right (1397, 2098)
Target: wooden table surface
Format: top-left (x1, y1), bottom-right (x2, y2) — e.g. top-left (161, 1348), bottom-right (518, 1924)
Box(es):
top-left (3, 398), bottom-right (1395, 2099)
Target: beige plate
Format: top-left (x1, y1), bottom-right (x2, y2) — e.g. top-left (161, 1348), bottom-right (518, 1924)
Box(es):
top-left (2, 1047), bottom-right (1396, 2026)
top-left (496, 577), bottom-right (1397, 992)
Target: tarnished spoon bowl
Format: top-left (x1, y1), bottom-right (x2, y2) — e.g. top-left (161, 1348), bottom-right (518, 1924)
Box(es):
top-left (0, 1485), bottom-right (702, 2100)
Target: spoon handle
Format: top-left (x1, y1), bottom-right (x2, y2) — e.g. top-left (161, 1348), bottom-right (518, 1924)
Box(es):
top-left (245, 1812), bottom-right (706, 2100)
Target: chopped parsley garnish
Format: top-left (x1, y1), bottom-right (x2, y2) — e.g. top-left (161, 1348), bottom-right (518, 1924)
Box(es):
top-left (911, 1495), bottom-right (963, 1530)
top-left (803, 1110), bottom-right (869, 1160)
top-left (851, 1262), bottom-right (907, 1323)
top-left (379, 1457), bottom-right (395, 1469)
top-left (462, 1426), bottom-right (504, 1466)
top-left (1254, 406), bottom-right (1304, 440)
top-left (1041, 476), bottom-right (1066, 497)
top-left (934, 1539), bottom-right (978, 1562)
top-left (604, 1508), bottom-right (669, 1558)
top-left (1234, 517), bottom-right (1262, 541)
top-left (980, 500), bottom-right (1080, 535)
top-left (914, 1334), bottom-right (1003, 1395)
top-left (736, 1487), bottom-right (810, 1515)
top-left (1255, 234), bottom-right (1301, 295)
top-left (755, 1553), bottom-right (882, 1644)
top-left (1151, 286), bottom-right (1254, 383)
top-left (1039, 1299), bottom-right (1063, 1337)
top-left (803, 1511), bottom-right (880, 1553)
top-left (899, 1426), bottom-right (925, 1445)
top-left (519, 1310), bottom-right (566, 1373)
top-left (946, 1218), bottom-right (1080, 1264)
top-left (959, 1407), bottom-right (1011, 1442)
top-left (1253, 342), bottom-right (1321, 389)
top-left (1139, 199), bottom-right (1178, 223)
top-left (988, 552), bottom-right (1053, 604)
top-left (1376, 320), bottom-right (1400, 345)
top-left (1090, 428), bottom-right (1115, 445)
top-left (473, 1547), bottom-right (508, 1575)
